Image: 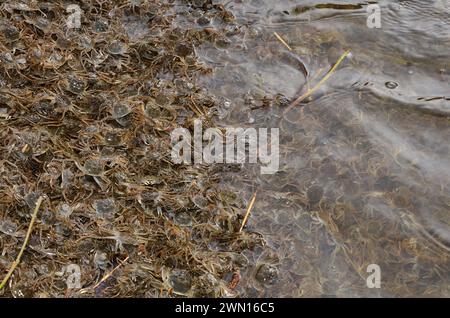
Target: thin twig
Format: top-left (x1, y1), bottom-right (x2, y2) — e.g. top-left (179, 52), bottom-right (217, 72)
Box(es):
top-left (284, 50), bottom-right (351, 115)
top-left (239, 191), bottom-right (257, 233)
top-left (274, 32), bottom-right (292, 51)
top-left (305, 66), bottom-right (326, 103)
top-left (0, 196), bottom-right (44, 290)
top-left (91, 256), bottom-right (130, 290)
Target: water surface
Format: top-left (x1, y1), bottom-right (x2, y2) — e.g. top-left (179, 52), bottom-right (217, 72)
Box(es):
top-left (177, 0), bottom-right (450, 297)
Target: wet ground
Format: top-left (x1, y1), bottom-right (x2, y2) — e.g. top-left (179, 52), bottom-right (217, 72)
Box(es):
top-left (175, 0), bottom-right (450, 297)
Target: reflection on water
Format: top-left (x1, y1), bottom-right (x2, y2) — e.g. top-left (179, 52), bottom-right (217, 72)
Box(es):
top-left (178, 0), bottom-right (450, 297)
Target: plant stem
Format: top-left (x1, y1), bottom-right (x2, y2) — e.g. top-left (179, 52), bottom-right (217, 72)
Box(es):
top-left (0, 196), bottom-right (44, 290)
top-left (284, 50), bottom-right (351, 114)
top-left (239, 191), bottom-right (257, 233)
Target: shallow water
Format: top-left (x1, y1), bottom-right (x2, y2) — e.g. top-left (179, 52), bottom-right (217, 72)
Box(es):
top-left (178, 0), bottom-right (450, 297)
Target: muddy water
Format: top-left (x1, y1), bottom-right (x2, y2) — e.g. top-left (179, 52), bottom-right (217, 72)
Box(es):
top-left (179, 1), bottom-right (449, 297)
